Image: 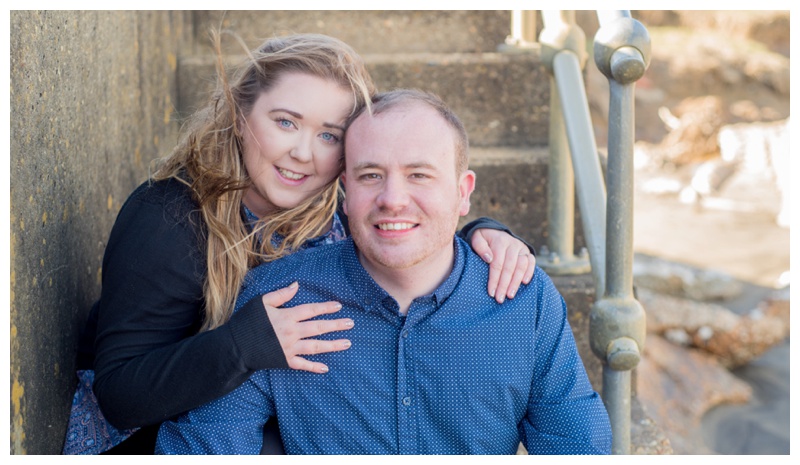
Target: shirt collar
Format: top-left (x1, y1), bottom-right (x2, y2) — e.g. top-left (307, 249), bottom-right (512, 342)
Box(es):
top-left (341, 237), bottom-right (467, 315)
top-left (431, 237), bottom-right (466, 307)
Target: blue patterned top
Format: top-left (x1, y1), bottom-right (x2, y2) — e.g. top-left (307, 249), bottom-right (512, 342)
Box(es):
top-left (241, 204), bottom-right (346, 250)
top-left (156, 238), bottom-right (611, 455)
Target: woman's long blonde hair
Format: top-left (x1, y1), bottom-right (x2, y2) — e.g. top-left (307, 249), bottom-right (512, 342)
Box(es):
top-left (153, 32), bottom-right (375, 330)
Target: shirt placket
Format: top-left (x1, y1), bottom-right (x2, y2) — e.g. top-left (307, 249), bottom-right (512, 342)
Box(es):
top-left (396, 304), bottom-right (421, 454)
top-left (397, 298), bottom-right (433, 455)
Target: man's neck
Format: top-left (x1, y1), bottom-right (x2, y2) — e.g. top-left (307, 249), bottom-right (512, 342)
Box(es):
top-left (359, 243), bottom-right (455, 315)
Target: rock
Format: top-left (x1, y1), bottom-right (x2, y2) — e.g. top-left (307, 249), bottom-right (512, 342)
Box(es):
top-left (637, 334), bottom-right (753, 454)
top-left (630, 398), bottom-right (674, 455)
top-left (717, 118), bottom-right (790, 227)
top-left (633, 254), bottom-right (743, 301)
top-left (656, 96), bottom-right (728, 165)
top-left (638, 288), bottom-right (739, 333)
top-left (696, 297), bottom-right (790, 368)
top-left (638, 288), bottom-right (790, 368)
top-left (741, 52), bottom-right (790, 96)
top-left (687, 158), bottom-right (738, 196)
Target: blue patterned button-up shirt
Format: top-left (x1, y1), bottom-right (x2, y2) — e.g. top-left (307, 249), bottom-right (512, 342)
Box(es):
top-left (156, 237), bottom-right (611, 455)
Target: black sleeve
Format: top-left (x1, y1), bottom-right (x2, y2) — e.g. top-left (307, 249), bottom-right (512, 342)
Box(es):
top-left (92, 181), bottom-right (287, 430)
top-left (456, 217), bottom-right (536, 255)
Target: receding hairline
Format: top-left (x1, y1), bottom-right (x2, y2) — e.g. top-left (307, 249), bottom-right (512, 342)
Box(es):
top-left (345, 95), bottom-right (467, 173)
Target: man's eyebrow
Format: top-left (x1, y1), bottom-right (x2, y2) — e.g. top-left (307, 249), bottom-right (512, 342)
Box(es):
top-left (269, 108), bottom-right (345, 131)
top-left (351, 162), bottom-right (381, 171)
top-left (351, 161), bottom-right (438, 171)
top-left (404, 162), bottom-right (437, 170)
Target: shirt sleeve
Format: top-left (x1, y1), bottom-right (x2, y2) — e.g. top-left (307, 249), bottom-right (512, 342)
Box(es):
top-left (92, 181), bottom-right (287, 430)
top-left (155, 372), bottom-right (274, 454)
top-left (457, 216), bottom-right (536, 255)
top-left (519, 273), bottom-right (612, 454)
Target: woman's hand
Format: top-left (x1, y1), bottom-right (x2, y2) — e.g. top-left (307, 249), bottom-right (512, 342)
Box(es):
top-left (262, 282), bottom-right (353, 374)
top-left (470, 229), bottom-right (536, 303)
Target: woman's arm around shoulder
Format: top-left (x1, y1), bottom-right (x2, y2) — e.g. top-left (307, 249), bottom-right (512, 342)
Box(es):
top-left (92, 179), bottom-right (286, 430)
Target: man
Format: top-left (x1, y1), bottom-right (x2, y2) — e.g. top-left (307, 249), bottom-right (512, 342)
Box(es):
top-left (156, 89), bottom-right (612, 455)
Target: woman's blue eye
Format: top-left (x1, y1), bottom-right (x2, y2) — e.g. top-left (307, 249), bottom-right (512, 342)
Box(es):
top-left (321, 132), bottom-right (340, 143)
top-left (277, 119), bottom-right (293, 129)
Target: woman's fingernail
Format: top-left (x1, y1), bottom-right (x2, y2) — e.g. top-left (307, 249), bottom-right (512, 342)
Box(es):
top-left (344, 319), bottom-right (354, 328)
top-left (341, 340), bottom-right (352, 349)
top-left (483, 253), bottom-right (493, 263)
top-left (333, 302), bottom-right (342, 310)
top-left (289, 281), bottom-right (298, 289)
top-left (489, 287), bottom-right (496, 298)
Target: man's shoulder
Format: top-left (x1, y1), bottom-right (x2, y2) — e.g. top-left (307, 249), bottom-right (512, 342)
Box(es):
top-left (237, 239), bottom-right (352, 310)
top-left (458, 238), bottom-right (556, 299)
top-left (249, 239), bottom-right (351, 277)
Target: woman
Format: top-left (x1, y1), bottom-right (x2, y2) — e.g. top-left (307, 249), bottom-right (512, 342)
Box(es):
top-left (63, 32), bottom-right (535, 455)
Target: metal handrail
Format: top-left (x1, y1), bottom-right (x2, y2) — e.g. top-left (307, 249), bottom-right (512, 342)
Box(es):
top-left (536, 10), bottom-right (650, 454)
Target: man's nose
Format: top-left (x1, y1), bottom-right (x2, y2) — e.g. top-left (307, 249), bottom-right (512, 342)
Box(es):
top-left (376, 176), bottom-right (410, 211)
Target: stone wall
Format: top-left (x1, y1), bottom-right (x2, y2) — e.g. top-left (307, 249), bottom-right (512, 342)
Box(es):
top-left (9, 11), bottom-right (189, 454)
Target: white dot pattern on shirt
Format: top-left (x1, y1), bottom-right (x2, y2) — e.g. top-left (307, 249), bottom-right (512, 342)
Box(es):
top-left (156, 239), bottom-right (611, 454)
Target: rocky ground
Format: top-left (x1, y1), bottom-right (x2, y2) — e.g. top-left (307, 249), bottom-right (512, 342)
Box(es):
top-left (583, 11), bottom-right (791, 454)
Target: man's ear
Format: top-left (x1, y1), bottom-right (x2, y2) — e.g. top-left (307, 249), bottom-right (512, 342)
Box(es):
top-left (458, 170), bottom-right (476, 216)
top-left (340, 173), bottom-right (348, 216)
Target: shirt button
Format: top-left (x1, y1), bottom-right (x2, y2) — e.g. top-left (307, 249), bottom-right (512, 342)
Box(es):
top-left (402, 397), bottom-right (412, 406)
top-left (402, 330), bottom-right (409, 338)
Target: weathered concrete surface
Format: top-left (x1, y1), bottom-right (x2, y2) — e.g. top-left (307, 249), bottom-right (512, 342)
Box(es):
top-left (463, 146), bottom-right (589, 250)
top-left (194, 10), bottom-right (511, 55)
top-left (10, 11), bottom-right (188, 454)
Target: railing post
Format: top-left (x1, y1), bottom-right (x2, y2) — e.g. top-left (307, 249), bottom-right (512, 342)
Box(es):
top-left (499, 10), bottom-right (538, 52)
top-left (538, 11), bottom-right (603, 284)
top-left (590, 11), bottom-right (650, 455)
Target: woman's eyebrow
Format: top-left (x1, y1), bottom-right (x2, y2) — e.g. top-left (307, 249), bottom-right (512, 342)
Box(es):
top-left (324, 122), bottom-right (346, 131)
top-left (269, 108), bottom-right (302, 119)
top-left (270, 108), bottom-right (345, 131)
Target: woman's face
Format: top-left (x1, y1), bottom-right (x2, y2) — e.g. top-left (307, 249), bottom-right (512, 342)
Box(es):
top-left (240, 72), bottom-right (354, 218)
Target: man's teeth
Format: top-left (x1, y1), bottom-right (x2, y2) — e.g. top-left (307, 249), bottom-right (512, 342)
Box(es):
top-left (278, 168), bottom-right (305, 180)
top-left (377, 223), bottom-right (415, 231)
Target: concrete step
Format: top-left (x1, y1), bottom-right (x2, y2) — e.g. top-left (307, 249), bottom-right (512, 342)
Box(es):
top-left (190, 10), bottom-right (511, 55)
top-left (463, 146), bottom-right (587, 251)
top-left (177, 51), bottom-right (550, 147)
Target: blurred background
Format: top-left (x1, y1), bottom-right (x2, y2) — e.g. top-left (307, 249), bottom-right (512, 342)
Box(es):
top-left (586, 11), bottom-right (791, 455)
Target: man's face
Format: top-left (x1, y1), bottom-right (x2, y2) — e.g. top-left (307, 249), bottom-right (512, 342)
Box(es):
top-left (342, 103), bottom-right (475, 276)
